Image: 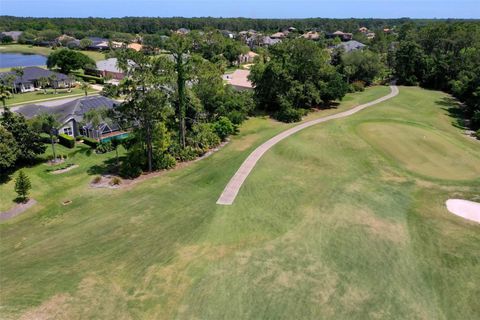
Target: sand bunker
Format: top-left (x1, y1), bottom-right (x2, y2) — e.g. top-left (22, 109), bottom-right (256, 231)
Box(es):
top-left (446, 199), bottom-right (480, 223)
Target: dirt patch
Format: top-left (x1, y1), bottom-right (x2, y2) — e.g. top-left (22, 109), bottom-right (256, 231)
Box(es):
top-left (352, 209), bottom-right (407, 244)
top-left (51, 164), bottom-right (79, 174)
top-left (19, 294), bottom-right (73, 320)
top-left (0, 198), bottom-right (37, 221)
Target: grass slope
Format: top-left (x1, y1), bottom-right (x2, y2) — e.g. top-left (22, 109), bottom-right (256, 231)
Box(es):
top-left (1, 86), bottom-right (479, 319)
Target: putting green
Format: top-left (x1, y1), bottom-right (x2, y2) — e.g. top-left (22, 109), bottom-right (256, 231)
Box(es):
top-left (357, 122), bottom-right (480, 180)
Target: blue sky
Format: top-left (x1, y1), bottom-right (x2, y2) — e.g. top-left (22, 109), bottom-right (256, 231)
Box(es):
top-left (0, 0), bottom-right (479, 18)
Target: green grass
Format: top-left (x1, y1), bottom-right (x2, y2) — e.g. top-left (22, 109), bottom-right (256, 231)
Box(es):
top-left (1, 86), bottom-right (479, 319)
top-left (357, 122), bottom-right (480, 180)
top-left (4, 88), bottom-right (99, 106)
top-left (0, 44), bottom-right (106, 62)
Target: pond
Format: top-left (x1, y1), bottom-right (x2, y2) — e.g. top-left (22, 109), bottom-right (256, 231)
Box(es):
top-left (0, 52), bottom-right (47, 68)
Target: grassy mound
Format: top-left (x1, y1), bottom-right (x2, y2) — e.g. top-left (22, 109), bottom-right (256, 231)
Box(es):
top-left (357, 122), bottom-right (480, 180)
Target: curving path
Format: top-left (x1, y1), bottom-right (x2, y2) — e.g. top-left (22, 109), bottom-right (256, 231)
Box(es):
top-left (217, 85), bottom-right (399, 205)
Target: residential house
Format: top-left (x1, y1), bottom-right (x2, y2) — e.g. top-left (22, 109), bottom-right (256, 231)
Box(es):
top-left (302, 31), bottom-right (321, 40)
top-left (87, 37), bottom-right (110, 50)
top-left (127, 43), bottom-right (143, 51)
top-left (221, 30), bottom-right (235, 39)
top-left (366, 32), bottom-right (376, 40)
top-left (334, 40), bottom-right (366, 53)
top-left (261, 36), bottom-right (281, 47)
top-left (223, 69), bottom-right (253, 91)
top-left (1, 31), bottom-right (23, 42)
top-left (358, 27), bottom-right (369, 33)
top-left (0, 67), bottom-right (73, 93)
top-left (326, 30), bottom-right (353, 41)
top-left (176, 28), bottom-right (190, 35)
top-left (96, 58), bottom-right (129, 80)
top-left (270, 31), bottom-right (287, 39)
top-left (238, 51), bottom-right (258, 64)
top-left (15, 96), bottom-right (122, 140)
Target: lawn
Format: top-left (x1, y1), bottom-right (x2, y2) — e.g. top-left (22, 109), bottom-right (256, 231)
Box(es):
top-left (4, 88), bottom-right (99, 106)
top-left (0, 86), bottom-right (479, 319)
top-left (0, 44), bottom-right (106, 62)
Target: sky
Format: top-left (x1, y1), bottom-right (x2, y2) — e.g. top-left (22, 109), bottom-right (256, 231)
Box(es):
top-left (0, 0), bottom-right (479, 19)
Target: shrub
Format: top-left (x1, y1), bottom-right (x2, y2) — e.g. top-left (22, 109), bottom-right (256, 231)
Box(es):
top-left (352, 80), bottom-right (366, 92)
top-left (96, 141), bottom-right (114, 154)
top-left (119, 146), bottom-right (145, 178)
top-left (73, 73), bottom-right (104, 84)
top-left (110, 177), bottom-right (122, 186)
top-left (58, 133), bottom-right (75, 148)
top-left (14, 170), bottom-right (31, 202)
top-left (226, 110), bottom-right (247, 125)
top-left (83, 137), bottom-right (99, 148)
top-left (189, 123), bottom-right (221, 152)
top-left (91, 176), bottom-right (102, 184)
top-left (213, 116), bottom-right (236, 141)
top-left (75, 135), bottom-right (85, 141)
top-left (39, 133), bottom-right (52, 143)
top-left (275, 108), bottom-right (303, 123)
top-left (154, 152), bottom-right (177, 170)
top-left (170, 144), bottom-right (200, 162)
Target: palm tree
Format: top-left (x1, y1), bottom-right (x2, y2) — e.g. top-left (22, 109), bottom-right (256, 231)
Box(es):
top-left (11, 67), bottom-right (24, 94)
top-left (48, 74), bottom-right (58, 94)
top-left (67, 73), bottom-right (76, 92)
top-left (80, 81), bottom-right (90, 96)
top-left (0, 84), bottom-right (12, 107)
top-left (3, 74), bottom-right (16, 96)
top-left (38, 77), bottom-right (49, 94)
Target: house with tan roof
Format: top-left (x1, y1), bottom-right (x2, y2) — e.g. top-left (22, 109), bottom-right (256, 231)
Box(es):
top-left (303, 31), bottom-right (321, 40)
top-left (127, 43), bottom-right (143, 51)
top-left (223, 69), bottom-right (253, 91)
top-left (238, 51), bottom-right (258, 64)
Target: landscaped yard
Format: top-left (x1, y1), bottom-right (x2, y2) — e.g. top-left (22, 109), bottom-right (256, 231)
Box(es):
top-left (0, 86), bottom-right (479, 319)
top-left (0, 44), bottom-right (106, 62)
top-left (4, 88), bottom-right (99, 106)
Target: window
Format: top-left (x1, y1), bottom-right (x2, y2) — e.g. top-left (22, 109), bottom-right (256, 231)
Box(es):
top-left (63, 127), bottom-right (73, 136)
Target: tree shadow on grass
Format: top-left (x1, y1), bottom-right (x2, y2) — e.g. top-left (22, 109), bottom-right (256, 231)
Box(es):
top-left (67, 144), bottom-right (94, 158)
top-left (436, 97), bottom-right (466, 130)
top-left (87, 156), bottom-right (123, 176)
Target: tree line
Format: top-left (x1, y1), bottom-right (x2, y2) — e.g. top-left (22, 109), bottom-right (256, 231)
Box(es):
top-left (1, 16), bottom-right (473, 35)
top-left (392, 21), bottom-right (480, 131)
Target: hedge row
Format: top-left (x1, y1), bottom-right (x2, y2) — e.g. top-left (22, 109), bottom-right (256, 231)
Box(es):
top-left (74, 73), bottom-right (105, 84)
top-left (58, 133), bottom-right (75, 148)
top-left (82, 137), bottom-right (99, 148)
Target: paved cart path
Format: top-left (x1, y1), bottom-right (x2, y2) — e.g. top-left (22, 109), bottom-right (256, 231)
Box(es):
top-left (217, 85), bottom-right (399, 205)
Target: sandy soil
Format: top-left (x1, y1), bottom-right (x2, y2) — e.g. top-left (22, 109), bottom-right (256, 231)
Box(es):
top-left (446, 199), bottom-right (480, 223)
top-left (51, 164), bottom-right (79, 174)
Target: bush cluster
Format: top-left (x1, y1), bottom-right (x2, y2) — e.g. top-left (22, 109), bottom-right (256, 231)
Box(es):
top-left (351, 80), bottom-right (366, 92)
top-left (96, 141), bottom-right (115, 154)
top-left (82, 137), bottom-right (99, 148)
top-left (73, 73), bottom-right (105, 84)
top-left (58, 133), bottom-right (75, 148)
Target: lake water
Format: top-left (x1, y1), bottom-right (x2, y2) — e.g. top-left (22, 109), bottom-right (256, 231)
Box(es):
top-left (0, 52), bottom-right (47, 68)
